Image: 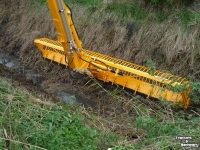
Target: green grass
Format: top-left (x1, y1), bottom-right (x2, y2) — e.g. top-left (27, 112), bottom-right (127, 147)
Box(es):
top-left (30, 0), bottom-right (46, 6)
top-left (31, 0), bottom-right (102, 7)
top-left (84, 79), bottom-right (200, 149)
top-left (179, 9), bottom-right (200, 28)
top-left (70, 0), bottom-right (200, 29)
top-left (0, 79), bottom-right (118, 150)
top-left (31, 0), bottom-right (200, 29)
top-left (67, 0), bottom-right (102, 7)
top-left (105, 2), bottom-right (148, 22)
top-left (104, 2), bottom-right (200, 28)
top-left (1, 75), bottom-right (199, 150)
top-left (135, 116), bottom-right (200, 149)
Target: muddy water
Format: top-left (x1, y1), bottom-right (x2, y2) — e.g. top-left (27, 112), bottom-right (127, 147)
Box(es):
top-left (0, 55), bottom-right (18, 69)
top-left (0, 53), bottom-right (96, 107)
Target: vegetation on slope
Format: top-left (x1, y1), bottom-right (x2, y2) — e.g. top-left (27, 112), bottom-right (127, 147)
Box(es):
top-left (86, 79), bottom-right (200, 149)
top-left (0, 77), bottom-right (200, 149)
top-left (0, 0), bottom-right (200, 149)
top-left (0, 78), bottom-right (118, 150)
top-left (1, 0), bottom-right (200, 79)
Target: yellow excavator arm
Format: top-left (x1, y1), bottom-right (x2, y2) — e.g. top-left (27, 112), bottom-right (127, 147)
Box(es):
top-left (34, 0), bottom-right (191, 108)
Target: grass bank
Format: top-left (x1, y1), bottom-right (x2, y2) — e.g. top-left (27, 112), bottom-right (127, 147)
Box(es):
top-left (0, 78), bottom-right (119, 149)
top-left (0, 77), bottom-right (200, 149)
top-left (85, 79), bottom-right (200, 149)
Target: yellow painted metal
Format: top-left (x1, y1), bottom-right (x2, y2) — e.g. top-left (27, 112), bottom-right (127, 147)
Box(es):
top-left (34, 0), bottom-right (191, 108)
top-left (45, 0), bottom-right (82, 69)
top-left (34, 38), bottom-right (190, 108)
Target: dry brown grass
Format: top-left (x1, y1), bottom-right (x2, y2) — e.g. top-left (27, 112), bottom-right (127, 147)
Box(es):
top-left (79, 12), bottom-right (200, 77)
top-left (0, 0), bottom-right (56, 65)
top-left (1, 0), bottom-right (200, 79)
top-left (72, 6), bottom-right (200, 78)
